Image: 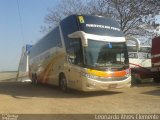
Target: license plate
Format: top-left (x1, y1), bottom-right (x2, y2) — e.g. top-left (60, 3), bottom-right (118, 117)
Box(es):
top-left (108, 84), bottom-right (117, 89)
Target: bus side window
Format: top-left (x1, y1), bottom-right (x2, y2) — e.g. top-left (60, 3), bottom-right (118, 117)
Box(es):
top-left (67, 48), bottom-right (76, 64)
top-left (67, 39), bottom-right (83, 65)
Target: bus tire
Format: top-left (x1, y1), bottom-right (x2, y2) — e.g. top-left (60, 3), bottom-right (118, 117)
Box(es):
top-left (59, 74), bottom-right (68, 92)
top-left (31, 73), bottom-right (38, 85)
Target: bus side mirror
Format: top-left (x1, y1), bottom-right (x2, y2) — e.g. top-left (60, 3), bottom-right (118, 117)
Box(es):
top-left (68, 31), bottom-right (88, 47)
top-left (126, 36), bottom-right (140, 51)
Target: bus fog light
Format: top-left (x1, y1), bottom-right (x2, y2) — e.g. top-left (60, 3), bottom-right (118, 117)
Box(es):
top-left (86, 82), bottom-right (96, 87)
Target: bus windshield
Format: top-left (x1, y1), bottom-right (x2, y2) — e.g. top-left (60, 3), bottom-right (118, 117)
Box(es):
top-left (84, 39), bottom-right (128, 68)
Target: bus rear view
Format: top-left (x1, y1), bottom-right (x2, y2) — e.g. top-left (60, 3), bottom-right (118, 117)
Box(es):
top-left (29, 15), bottom-right (131, 91)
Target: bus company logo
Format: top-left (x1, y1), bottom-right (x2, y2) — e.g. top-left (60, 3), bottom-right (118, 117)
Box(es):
top-left (86, 24), bottom-right (120, 31)
top-left (106, 68), bottom-right (114, 77)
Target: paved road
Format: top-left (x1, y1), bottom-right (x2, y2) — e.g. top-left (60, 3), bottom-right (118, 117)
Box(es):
top-left (0, 79), bottom-right (159, 114)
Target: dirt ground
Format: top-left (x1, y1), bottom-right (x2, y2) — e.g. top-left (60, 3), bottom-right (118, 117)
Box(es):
top-left (0, 72), bottom-right (159, 115)
top-left (0, 72), bottom-right (16, 81)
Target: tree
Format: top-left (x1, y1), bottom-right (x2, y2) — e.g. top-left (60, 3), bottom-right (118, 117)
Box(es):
top-left (41, 0), bottom-right (89, 33)
top-left (107, 0), bottom-right (160, 37)
top-left (41, 0), bottom-right (160, 38)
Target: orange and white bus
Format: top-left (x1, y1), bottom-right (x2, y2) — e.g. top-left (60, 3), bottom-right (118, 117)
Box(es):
top-left (29, 15), bottom-right (132, 91)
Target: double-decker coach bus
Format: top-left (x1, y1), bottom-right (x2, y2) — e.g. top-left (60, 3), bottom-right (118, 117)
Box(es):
top-left (29, 15), bottom-right (131, 91)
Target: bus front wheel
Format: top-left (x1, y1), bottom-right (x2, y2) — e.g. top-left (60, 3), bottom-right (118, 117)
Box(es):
top-left (59, 74), bottom-right (68, 92)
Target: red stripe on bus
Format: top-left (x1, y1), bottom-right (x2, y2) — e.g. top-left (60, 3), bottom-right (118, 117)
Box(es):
top-left (129, 63), bottom-right (144, 68)
top-left (129, 63), bottom-right (150, 71)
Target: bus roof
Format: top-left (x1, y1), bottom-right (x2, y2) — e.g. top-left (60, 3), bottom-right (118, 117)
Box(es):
top-left (61, 15), bottom-right (124, 37)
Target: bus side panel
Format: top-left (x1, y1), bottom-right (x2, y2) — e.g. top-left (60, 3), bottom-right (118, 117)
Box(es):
top-left (60, 15), bottom-right (83, 88)
top-left (47, 49), bottom-right (66, 86)
top-left (29, 27), bottom-right (64, 85)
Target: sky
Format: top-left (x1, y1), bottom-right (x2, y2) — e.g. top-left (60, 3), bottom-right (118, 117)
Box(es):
top-left (0, 0), bottom-right (58, 71)
top-left (0, 0), bottom-right (160, 71)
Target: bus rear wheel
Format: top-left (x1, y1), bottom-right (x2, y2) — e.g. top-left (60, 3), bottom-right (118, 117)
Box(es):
top-left (31, 73), bottom-right (38, 85)
top-left (59, 74), bottom-right (68, 92)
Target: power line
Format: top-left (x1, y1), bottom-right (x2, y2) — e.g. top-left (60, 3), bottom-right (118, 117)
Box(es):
top-left (16, 0), bottom-right (25, 79)
top-left (17, 0), bottom-right (25, 45)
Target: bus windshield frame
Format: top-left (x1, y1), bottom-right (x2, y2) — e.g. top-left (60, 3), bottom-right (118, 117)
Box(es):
top-left (83, 39), bottom-right (129, 69)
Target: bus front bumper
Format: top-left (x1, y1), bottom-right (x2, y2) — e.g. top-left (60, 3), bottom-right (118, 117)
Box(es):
top-left (81, 76), bottom-right (131, 91)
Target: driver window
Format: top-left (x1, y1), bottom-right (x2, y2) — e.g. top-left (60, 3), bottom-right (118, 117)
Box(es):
top-left (67, 39), bottom-right (83, 65)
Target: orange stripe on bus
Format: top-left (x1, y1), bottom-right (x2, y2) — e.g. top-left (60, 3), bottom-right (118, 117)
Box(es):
top-left (87, 69), bottom-right (128, 78)
top-left (38, 53), bottom-right (64, 83)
